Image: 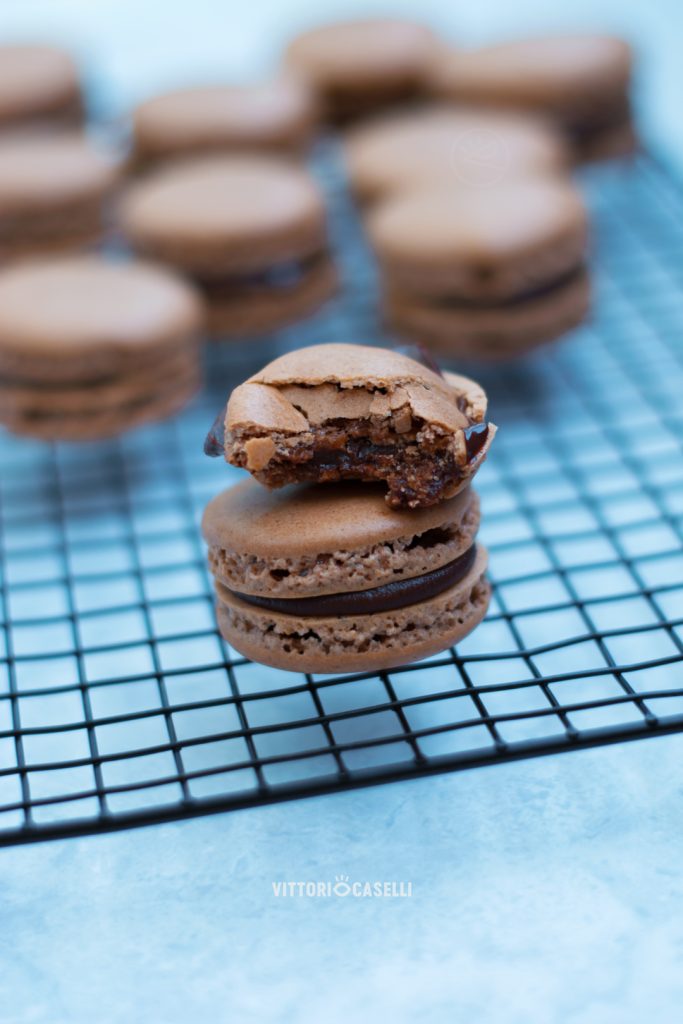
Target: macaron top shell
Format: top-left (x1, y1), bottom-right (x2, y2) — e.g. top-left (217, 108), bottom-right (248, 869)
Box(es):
top-left (0, 45), bottom-right (81, 125)
top-left (0, 134), bottom-right (120, 214)
top-left (344, 107), bottom-right (569, 202)
top-left (122, 156), bottom-right (328, 274)
top-left (202, 477), bottom-right (473, 560)
top-left (227, 342), bottom-right (488, 436)
top-left (285, 19), bottom-right (437, 90)
top-left (0, 257), bottom-right (203, 356)
top-left (368, 178), bottom-right (589, 299)
top-left (431, 35), bottom-right (632, 119)
top-left (132, 77), bottom-right (317, 161)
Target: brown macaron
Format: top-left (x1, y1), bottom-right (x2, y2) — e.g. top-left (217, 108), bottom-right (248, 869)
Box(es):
top-left (344, 106), bottom-right (570, 205)
top-left (285, 18), bottom-right (438, 124)
top-left (131, 76), bottom-right (318, 169)
top-left (430, 35), bottom-right (636, 161)
top-left (0, 133), bottom-right (121, 260)
top-left (367, 178), bottom-right (591, 359)
top-left (122, 155), bottom-right (336, 337)
top-left (217, 343), bottom-right (495, 509)
top-left (0, 256), bottom-right (204, 440)
top-left (0, 45), bottom-right (83, 131)
top-left (202, 478), bottom-right (489, 673)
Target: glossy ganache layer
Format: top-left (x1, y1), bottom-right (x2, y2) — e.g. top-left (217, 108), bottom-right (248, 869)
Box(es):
top-left (230, 544), bottom-right (477, 617)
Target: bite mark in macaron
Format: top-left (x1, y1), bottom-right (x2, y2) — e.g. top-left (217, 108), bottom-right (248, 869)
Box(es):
top-left (217, 343), bottom-right (495, 509)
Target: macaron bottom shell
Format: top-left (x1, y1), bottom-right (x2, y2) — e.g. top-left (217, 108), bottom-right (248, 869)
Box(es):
top-left (203, 254), bottom-right (337, 338)
top-left (214, 546), bottom-right (490, 675)
top-left (385, 266), bottom-right (591, 360)
top-left (1, 369), bottom-right (200, 441)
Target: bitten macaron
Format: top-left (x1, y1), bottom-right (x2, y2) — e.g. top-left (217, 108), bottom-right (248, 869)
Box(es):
top-left (0, 256), bottom-right (204, 440)
top-left (285, 18), bottom-right (438, 123)
top-left (213, 343), bottom-right (495, 509)
top-left (202, 478), bottom-right (489, 673)
top-left (430, 34), bottom-right (636, 161)
top-left (131, 76), bottom-right (318, 169)
top-left (344, 106), bottom-right (569, 205)
top-left (368, 178), bottom-right (590, 359)
top-left (0, 133), bottom-right (120, 260)
top-left (0, 45), bottom-right (83, 132)
top-left (122, 155), bottom-right (336, 337)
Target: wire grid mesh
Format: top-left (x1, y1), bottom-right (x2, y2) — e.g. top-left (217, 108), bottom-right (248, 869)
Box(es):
top-left (0, 151), bottom-right (682, 845)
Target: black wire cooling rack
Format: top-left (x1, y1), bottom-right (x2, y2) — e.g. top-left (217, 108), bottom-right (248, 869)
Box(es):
top-left (0, 150), bottom-right (682, 845)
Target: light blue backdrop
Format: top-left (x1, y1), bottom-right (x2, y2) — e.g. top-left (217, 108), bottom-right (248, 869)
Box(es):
top-left (1, 2), bottom-right (682, 1023)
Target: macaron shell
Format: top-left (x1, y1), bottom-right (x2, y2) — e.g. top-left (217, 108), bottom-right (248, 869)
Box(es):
top-left (204, 254), bottom-right (337, 338)
top-left (575, 118), bottom-right (638, 162)
top-left (132, 78), bottom-right (317, 163)
top-left (344, 107), bottom-right (569, 203)
top-left (0, 211), bottom-right (107, 261)
top-left (430, 35), bottom-right (632, 118)
top-left (227, 350), bottom-right (484, 440)
top-left (0, 345), bottom-right (198, 414)
top-left (250, 340), bottom-right (451, 391)
top-left (0, 257), bottom-right (203, 360)
top-left (210, 491), bottom-right (479, 600)
top-left (386, 267), bottom-right (591, 359)
top-left (215, 547), bottom-right (490, 674)
top-left (202, 476), bottom-right (475, 558)
top-left (0, 134), bottom-right (120, 213)
top-left (122, 156), bottom-right (327, 274)
top-left (285, 19), bottom-right (437, 91)
top-left (368, 178), bottom-right (589, 300)
top-left (0, 46), bottom-right (82, 126)
top-left (2, 369), bottom-right (200, 441)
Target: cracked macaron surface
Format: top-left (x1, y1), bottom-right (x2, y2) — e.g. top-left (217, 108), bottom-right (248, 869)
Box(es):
top-left (222, 343), bottom-right (495, 509)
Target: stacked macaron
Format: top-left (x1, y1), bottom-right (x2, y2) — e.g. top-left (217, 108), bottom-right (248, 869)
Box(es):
top-left (0, 133), bottom-right (120, 260)
top-left (285, 19), bottom-right (439, 124)
top-left (0, 257), bottom-right (203, 440)
top-left (130, 76), bottom-right (318, 170)
top-left (0, 45), bottom-right (84, 133)
top-left (429, 34), bottom-right (636, 162)
top-left (122, 155), bottom-right (337, 337)
top-left (344, 106), bottom-right (570, 205)
top-left (366, 177), bottom-right (590, 359)
top-left (202, 343), bottom-right (495, 673)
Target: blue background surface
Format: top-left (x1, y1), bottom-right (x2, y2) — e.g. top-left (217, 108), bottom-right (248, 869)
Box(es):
top-left (1, 2), bottom-right (683, 1022)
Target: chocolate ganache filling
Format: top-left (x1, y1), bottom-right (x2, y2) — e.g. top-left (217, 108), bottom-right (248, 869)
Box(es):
top-left (196, 254), bottom-right (324, 297)
top-left (429, 265), bottom-right (586, 310)
top-left (231, 544), bottom-right (477, 617)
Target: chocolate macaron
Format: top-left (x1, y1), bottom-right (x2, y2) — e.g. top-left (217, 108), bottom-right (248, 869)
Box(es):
top-left (344, 106), bottom-right (569, 205)
top-left (285, 19), bottom-right (438, 124)
top-left (202, 478), bottom-right (489, 673)
top-left (0, 45), bottom-right (83, 132)
top-left (0, 133), bottom-right (120, 260)
top-left (430, 35), bottom-right (636, 161)
top-left (122, 155), bottom-right (336, 337)
top-left (367, 178), bottom-right (590, 359)
top-left (0, 256), bottom-right (203, 440)
top-left (217, 343), bottom-right (495, 509)
top-left (131, 76), bottom-right (317, 169)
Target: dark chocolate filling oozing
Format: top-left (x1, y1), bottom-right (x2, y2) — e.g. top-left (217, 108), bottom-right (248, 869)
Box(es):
top-left (219, 416), bottom-right (489, 509)
top-left (244, 421), bottom-right (484, 509)
top-left (231, 544), bottom-right (477, 617)
top-left (204, 406), bottom-right (226, 456)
